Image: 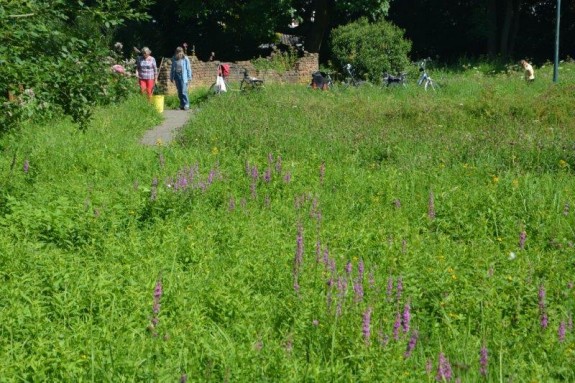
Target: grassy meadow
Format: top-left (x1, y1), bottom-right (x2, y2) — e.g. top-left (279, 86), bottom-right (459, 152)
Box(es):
top-left (1, 62), bottom-right (575, 382)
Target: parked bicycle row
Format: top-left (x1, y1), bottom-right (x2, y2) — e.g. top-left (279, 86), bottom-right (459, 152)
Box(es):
top-left (206, 58), bottom-right (439, 95)
top-left (309, 58), bottom-right (438, 91)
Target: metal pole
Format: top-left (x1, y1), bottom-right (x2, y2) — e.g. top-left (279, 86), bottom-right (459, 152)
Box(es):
top-left (553, 0), bottom-right (561, 83)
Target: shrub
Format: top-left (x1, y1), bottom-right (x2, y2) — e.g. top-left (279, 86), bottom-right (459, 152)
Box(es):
top-left (330, 18), bottom-right (412, 83)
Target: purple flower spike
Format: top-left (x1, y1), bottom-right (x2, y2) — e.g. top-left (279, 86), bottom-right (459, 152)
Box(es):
top-left (396, 276), bottom-right (403, 302)
top-left (558, 321), bottom-right (566, 342)
top-left (541, 312), bottom-right (549, 329)
top-left (362, 307), bottom-right (372, 344)
top-left (23, 159), bottom-right (29, 173)
top-left (393, 312), bottom-right (401, 340)
top-left (436, 352), bottom-right (452, 382)
top-left (404, 330), bottom-right (418, 358)
top-left (538, 285), bottom-right (546, 311)
top-left (402, 302), bottom-right (411, 333)
top-left (479, 344), bottom-right (488, 377)
top-left (519, 230), bottom-right (527, 250)
top-left (345, 261), bottom-right (352, 275)
top-left (358, 259), bottom-right (364, 279)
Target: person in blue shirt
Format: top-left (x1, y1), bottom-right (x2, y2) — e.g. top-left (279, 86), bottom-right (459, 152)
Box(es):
top-left (170, 46), bottom-right (192, 110)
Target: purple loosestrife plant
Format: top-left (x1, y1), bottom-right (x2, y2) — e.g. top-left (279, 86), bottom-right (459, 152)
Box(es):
top-left (538, 285), bottom-right (546, 311)
top-left (345, 261), bottom-right (352, 275)
top-left (519, 230), bottom-right (527, 250)
top-left (275, 155), bottom-right (282, 174)
top-left (149, 277), bottom-right (163, 336)
top-left (353, 279), bottom-right (364, 303)
top-left (358, 259), bottom-right (364, 280)
top-left (319, 162), bottom-right (325, 184)
top-left (404, 330), bottom-right (418, 358)
top-left (436, 352), bottom-right (453, 382)
top-left (541, 312), bottom-right (549, 329)
top-left (396, 276), bottom-right (403, 302)
top-left (558, 321), bottom-right (566, 342)
top-left (362, 307), bottom-right (372, 344)
top-left (23, 159), bottom-right (29, 173)
top-left (479, 344), bottom-right (488, 377)
top-left (393, 311), bottom-right (402, 340)
top-left (402, 302), bottom-right (411, 333)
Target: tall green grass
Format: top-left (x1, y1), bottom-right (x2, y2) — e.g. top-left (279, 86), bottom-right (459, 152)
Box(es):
top-left (1, 63), bottom-right (575, 382)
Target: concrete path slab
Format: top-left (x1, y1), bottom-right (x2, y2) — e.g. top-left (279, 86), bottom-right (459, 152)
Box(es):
top-left (140, 109), bottom-right (192, 146)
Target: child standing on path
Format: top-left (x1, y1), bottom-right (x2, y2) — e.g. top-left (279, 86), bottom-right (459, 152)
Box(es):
top-left (136, 47), bottom-right (158, 101)
top-left (170, 46), bottom-right (192, 110)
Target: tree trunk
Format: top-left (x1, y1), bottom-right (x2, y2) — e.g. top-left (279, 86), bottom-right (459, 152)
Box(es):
top-left (486, 0), bottom-right (498, 56)
top-left (500, 0), bottom-right (514, 57)
top-left (304, 0), bottom-right (334, 53)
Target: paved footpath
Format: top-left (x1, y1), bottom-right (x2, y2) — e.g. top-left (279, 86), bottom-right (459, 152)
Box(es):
top-left (140, 109), bottom-right (192, 146)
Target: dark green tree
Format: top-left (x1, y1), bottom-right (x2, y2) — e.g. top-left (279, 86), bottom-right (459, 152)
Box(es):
top-left (0, 0), bottom-right (151, 131)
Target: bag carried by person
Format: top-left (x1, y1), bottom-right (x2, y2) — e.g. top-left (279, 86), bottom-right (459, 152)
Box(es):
top-left (215, 75), bottom-right (227, 93)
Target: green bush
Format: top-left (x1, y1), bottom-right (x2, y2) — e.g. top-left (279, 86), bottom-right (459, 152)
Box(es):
top-left (330, 17), bottom-right (412, 83)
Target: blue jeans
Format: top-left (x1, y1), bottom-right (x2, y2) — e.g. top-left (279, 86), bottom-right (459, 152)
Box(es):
top-left (174, 75), bottom-right (189, 109)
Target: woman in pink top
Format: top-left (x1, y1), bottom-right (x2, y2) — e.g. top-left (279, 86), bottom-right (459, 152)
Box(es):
top-left (136, 47), bottom-right (158, 101)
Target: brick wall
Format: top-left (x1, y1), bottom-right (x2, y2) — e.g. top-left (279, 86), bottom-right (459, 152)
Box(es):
top-left (158, 52), bottom-right (319, 94)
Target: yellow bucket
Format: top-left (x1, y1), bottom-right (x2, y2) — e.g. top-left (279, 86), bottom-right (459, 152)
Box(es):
top-left (151, 95), bottom-right (164, 113)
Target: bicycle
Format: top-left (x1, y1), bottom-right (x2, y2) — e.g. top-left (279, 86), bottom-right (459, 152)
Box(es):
top-left (240, 69), bottom-right (264, 91)
top-left (342, 63), bottom-right (370, 87)
top-left (382, 72), bottom-right (407, 87)
top-left (417, 58), bottom-right (437, 91)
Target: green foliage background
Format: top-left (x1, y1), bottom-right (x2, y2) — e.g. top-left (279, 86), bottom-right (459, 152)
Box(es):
top-left (330, 18), bottom-right (412, 82)
top-left (1, 62), bottom-right (575, 381)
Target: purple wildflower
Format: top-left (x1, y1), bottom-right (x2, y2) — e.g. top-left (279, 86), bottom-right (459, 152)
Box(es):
top-left (267, 152), bottom-right (274, 166)
top-left (293, 279), bottom-right (300, 293)
top-left (264, 168), bottom-right (271, 183)
top-left (250, 165), bottom-right (259, 181)
top-left (353, 279), bottom-right (364, 303)
top-left (519, 230), bottom-right (526, 250)
top-left (150, 277), bottom-right (163, 334)
top-left (23, 159), bottom-right (29, 173)
top-left (428, 191), bottom-right (436, 220)
top-left (396, 276), bottom-right (403, 302)
top-left (558, 321), bottom-right (566, 342)
top-left (436, 352), bottom-right (453, 382)
top-left (345, 261), bottom-right (352, 275)
top-left (319, 162), bottom-right (325, 184)
top-left (404, 330), bottom-right (418, 358)
top-left (358, 259), bottom-right (365, 280)
top-left (362, 307), bottom-right (372, 344)
top-left (368, 271), bottom-right (375, 289)
top-left (538, 285), bottom-right (546, 311)
top-left (426, 359), bottom-right (433, 375)
top-left (402, 302), bottom-right (411, 333)
top-left (284, 172), bottom-right (291, 183)
top-left (541, 312), bottom-right (549, 329)
top-left (479, 344), bottom-right (488, 377)
top-left (393, 312), bottom-right (402, 340)
top-left (275, 155), bottom-right (282, 174)
top-left (564, 202), bottom-right (570, 216)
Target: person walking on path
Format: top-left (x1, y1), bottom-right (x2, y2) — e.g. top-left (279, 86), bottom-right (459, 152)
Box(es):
top-left (521, 59), bottom-right (535, 83)
top-left (170, 46), bottom-right (192, 110)
top-left (136, 47), bottom-right (158, 101)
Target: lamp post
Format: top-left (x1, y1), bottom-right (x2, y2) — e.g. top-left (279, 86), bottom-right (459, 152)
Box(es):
top-left (553, 0), bottom-right (561, 83)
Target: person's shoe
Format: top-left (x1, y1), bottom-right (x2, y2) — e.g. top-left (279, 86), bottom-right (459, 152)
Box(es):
top-left (184, 106), bottom-right (189, 111)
